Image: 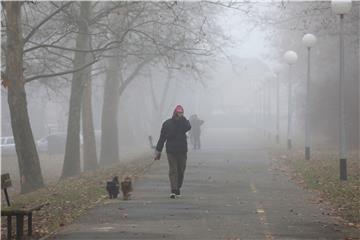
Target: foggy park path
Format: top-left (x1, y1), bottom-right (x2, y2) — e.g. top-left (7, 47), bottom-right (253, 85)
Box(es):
top-left (52, 128), bottom-right (358, 240)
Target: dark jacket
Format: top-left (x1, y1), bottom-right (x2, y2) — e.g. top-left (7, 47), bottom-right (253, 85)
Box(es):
top-left (156, 116), bottom-right (191, 154)
top-left (190, 118), bottom-right (204, 136)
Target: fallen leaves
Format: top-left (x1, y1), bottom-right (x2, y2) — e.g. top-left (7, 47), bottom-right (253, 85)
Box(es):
top-left (270, 150), bottom-right (360, 228)
top-left (0, 154), bottom-right (153, 239)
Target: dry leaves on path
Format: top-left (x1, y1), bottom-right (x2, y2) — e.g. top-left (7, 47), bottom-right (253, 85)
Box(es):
top-left (1, 153), bottom-right (153, 240)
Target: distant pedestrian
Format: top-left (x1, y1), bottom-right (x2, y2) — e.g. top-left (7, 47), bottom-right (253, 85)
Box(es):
top-left (189, 114), bottom-right (204, 150)
top-left (154, 105), bottom-right (191, 199)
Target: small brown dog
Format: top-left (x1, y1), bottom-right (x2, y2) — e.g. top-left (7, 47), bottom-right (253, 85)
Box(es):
top-left (121, 176), bottom-right (133, 200)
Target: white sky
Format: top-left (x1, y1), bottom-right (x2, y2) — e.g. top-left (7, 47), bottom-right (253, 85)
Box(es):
top-left (232, 30), bottom-right (268, 58)
top-left (215, 2), bottom-right (272, 59)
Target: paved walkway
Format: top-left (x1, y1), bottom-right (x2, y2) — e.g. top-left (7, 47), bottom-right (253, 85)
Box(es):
top-left (52, 129), bottom-right (359, 240)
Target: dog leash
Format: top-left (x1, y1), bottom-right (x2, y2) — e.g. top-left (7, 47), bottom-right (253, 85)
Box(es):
top-left (142, 159), bottom-right (156, 172)
top-left (131, 159), bottom-right (157, 177)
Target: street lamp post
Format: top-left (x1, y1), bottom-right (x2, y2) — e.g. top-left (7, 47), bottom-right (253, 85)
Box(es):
top-left (262, 85), bottom-right (267, 137)
top-left (266, 75), bottom-right (272, 140)
top-left (283, 50), bottom-right (298, 151)
top-left (273, 64), bottom-right (283, 144)
top-left (302, 33), bottom-right (317, 160)
top-left (256, 87), bottom-right (262, 129)
top-left (331, 0), bottom-right (352, 181)
top-left (258, 89), bottom-right (261, 129)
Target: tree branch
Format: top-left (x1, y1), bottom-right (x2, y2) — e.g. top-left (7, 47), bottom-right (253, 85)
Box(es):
top-left (159, 69), bottom-right (172, 112)
top-left (24, 37), bottom-right (128, 53)
top-left (119, 57), bottom-right (153, 95)
top-left (148, 69), bottom-right (159, 111)
top-left (25, 58), bottom-right (98, 83)
top-left (24, 2), bottom-right (73, 43)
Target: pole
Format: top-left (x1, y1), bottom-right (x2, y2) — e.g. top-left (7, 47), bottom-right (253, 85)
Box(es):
top-left (258, 90), bottom-right (262, 129)
top-left (339, 14), bottom-right (347, 180)
top-left (268, 80), bottom-right (271, 140)
top-left (263, 87), bottom-right (266, 137)
top-left (276, 73), bottom-right (280, 144)
top-left (305, 47), bottom-right (311, 160)
top-left (4, 188), bottom-right (11, 206)
top-left (287, 64), bottom-right (293, 150)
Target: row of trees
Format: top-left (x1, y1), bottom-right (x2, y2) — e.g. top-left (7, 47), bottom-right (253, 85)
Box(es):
top-left (1, 1), bottom-right (232, 193)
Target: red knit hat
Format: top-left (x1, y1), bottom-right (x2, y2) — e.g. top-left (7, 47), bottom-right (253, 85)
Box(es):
top-left (174, 105), bottom-right (184, 113)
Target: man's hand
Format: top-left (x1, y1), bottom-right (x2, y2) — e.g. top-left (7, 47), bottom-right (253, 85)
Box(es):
top-left (154, 150), bottom-right (161, 160)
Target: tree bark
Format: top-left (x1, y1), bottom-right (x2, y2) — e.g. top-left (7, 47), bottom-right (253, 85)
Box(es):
top-left (99, 56), bottom-right (152, 166)
top-left (82, 68), bottom-right (98, 171)
top-left (4, 2), bottom-right (44, 193)
top-left (99, 56), bottom-right (120, 166)
top-left (61, 1), bottom-right (91, 178)
top-left (81, 3), bottom-right (98, 172)
top-left (357, 3), bottom-right (360, 161)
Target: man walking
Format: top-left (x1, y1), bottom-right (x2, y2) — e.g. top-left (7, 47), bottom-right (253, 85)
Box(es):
top-left (154, 105), bottom-right (191, 199)
top-left (189, 114), bottom-right (204, 150)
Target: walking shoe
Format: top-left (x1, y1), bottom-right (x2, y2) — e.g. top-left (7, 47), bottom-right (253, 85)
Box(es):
top-left (170, 193), bottom-right (176, 199)
top-left (175, 189), bottom-right (181, 198)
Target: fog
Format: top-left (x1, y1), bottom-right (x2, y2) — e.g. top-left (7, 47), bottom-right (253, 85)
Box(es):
top-left (1, 1), bottom-right (359, 191)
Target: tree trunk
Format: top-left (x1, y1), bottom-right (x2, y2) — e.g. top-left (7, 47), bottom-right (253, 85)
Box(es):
top-left (99, 56), bottom-right (152, 166)
top-left (4, 2), bottom-right (44, 193)
top-left (82, 73), bottom-right (98, 171)
top-left (149, 72), bottom-right (162, 133)
top-left (61, 2), bottom-right (91, 178)
top-left (357, 3), bottom-right (360, 161)
top-left (81, 4), bottom-right (97, 171)
top-left (99, 56), bottom-right (120, 166)
top-left (158, 69), bottom-right (173, 118)
top-left (149, 69), bottom-right (173, 131)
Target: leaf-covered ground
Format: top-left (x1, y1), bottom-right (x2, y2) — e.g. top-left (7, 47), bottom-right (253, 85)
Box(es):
top-left (1, 153), bottom-right (153, 239)
top-left (271, 150), bottom-right (360, 229)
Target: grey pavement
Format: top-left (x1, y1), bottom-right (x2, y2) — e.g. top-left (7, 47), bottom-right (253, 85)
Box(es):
top-left (51, 128), bottom-right (359, 240)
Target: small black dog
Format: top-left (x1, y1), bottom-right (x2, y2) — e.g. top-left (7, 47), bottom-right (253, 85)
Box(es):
top-left (106, 176), bottom-right (120, 199)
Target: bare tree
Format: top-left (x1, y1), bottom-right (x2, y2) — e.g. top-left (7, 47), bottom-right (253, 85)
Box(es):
top-left (2, 1), bottom-right (73, 193)
top-left (61, 1), bottom-right (93, 178)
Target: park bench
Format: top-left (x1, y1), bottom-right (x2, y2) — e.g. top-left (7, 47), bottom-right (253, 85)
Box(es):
top-left (1, 173), bottom-right (48, 240)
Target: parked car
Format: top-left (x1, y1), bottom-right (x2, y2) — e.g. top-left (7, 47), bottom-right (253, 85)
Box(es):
top-left (37, 133), bottom-right (83, 154)
top-left (37, 133), bottom-right (67, 154)
top-left (1, 136), bottom-right (16, 155)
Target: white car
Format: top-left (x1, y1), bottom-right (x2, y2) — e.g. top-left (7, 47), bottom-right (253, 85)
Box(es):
top-left (36, 137), bottom-right (49, 153)
top-left (37, 133), bottom-right (67, 154)
top-left (37, 133), bottom-right (83, 154)
top-left (1, 136), bottom-right (16, 155)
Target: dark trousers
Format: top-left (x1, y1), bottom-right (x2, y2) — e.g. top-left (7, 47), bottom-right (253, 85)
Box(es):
top-left (167, 153), bottom-right (187, 193)
top-left (193, 135), bottom-right (201, 149)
